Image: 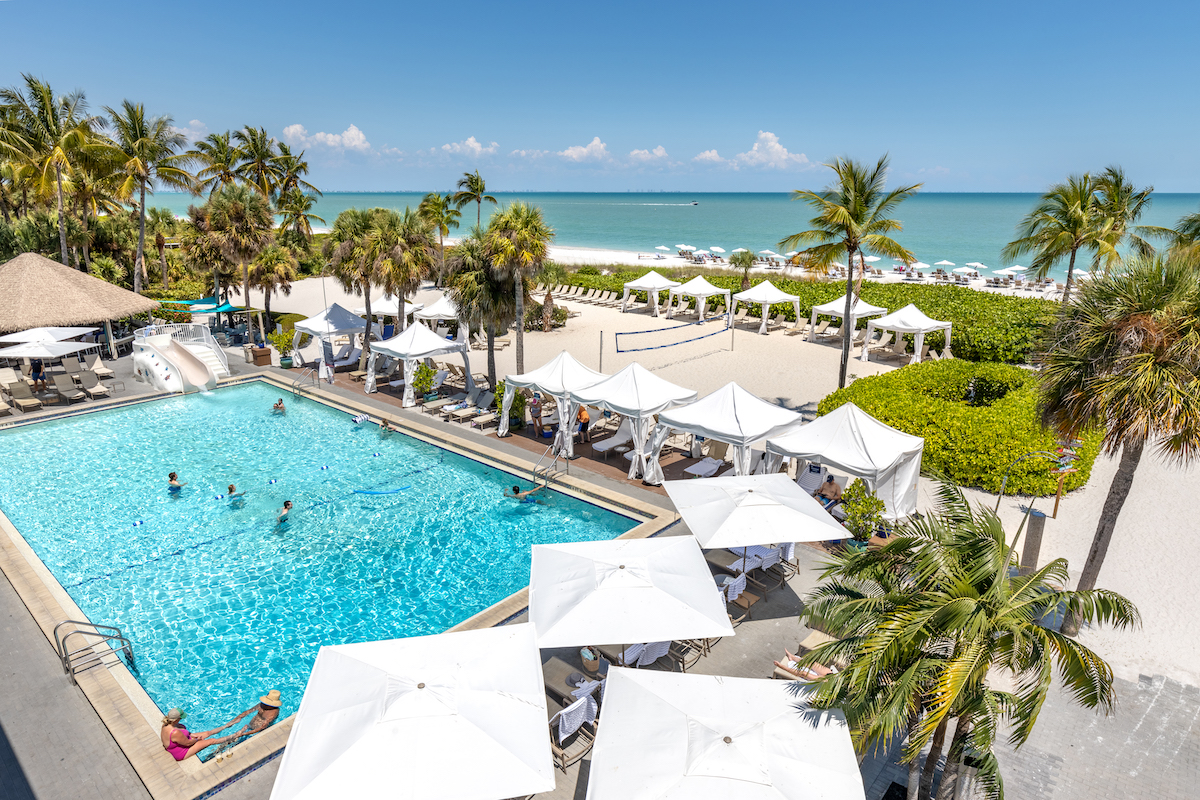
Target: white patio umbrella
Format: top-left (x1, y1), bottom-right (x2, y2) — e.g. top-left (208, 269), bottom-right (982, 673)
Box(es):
top-left (732, 248), bottom-right (749, 253)
top-left (862, 255), bottom-right (881, 262)
top-left (934, 260), bottom-right (955, 267)
top-left (269, 623), bottom-right (554, 800)
top-left (664, 473), bottom-right (849, 550)
top-left (528, 537), bottom-right (734, 648)
top-left (656, 245), bottom-right (671, 251)
top-left (910, 261), bottom-right (931, 270)
top-left (694, 249), bottom-right (710, 255)
top-left (0, 326), bottom-right (98, 343)
top-left (758, 250), bottom-right (777, 256)
top-left (784, 251), bottom-right (799, 257)
top-left (1008, 265), bottom-right (1027, 272)
top-left (681, 245), bottom-right (698, 251)
top-left (710, 246), bottom-right (726, 253)
top-left (953, 267), bottom-right (977, 275)
top-left (0, 339), bottom-right (98, 359)
top-left (586, 669), bottom-right (865, 800)
top-left (965, 261), bottom-right (987, 269)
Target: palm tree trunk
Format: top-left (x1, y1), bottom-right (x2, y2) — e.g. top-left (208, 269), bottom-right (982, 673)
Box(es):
top-left (1062, 247), bottom-right (1077, 304)
top-left (477, 200), bottom-right (481, 228)
top-left (918, 717), bottom-right (949, 800)
top-left (398, 296), bottom-right (406, 332)
top-left (1062, 439), bottom-right (1144, 635)
top-left (213, 268), bottom-right (222, 328)
top-left (135, 184), bottom-right (147, 293)
top-left (159, 238), bottom-right (169, 289)
top-left (55, 164), bottom-right (68, 266)
top-left (933, 717), bottom-right (972, 800)
top-left (242, 260), bottom-right (255, 346)
top-left (514, 273), bottom-right (525, 374)
top-left (360, 286), bottom-right (372, 370)
top-left (81, 203), bottom-right (92, 272)
top-left (438, 230), bottom-right (445, 286)
top-left (486, 322), bottom-right (497, 388)
top-left (838, 246), bottom-right (857, 389)
top-left (907, 753), bottom-right (922, 800)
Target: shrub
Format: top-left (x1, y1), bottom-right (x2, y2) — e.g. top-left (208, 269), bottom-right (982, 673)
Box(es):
top-left (412, 363), bottom-right (436, 396)
top-left (524, 302), bottom-right (568, 331)
top-left (576, 265), bottom-right (600, 275)
top-left (494, 380), bottom-right (527, 418)
top-left (840, 480), bottom-right (887, 541)
top-left (267, 330), bottom-right (294, 358)
top-left (818, 360), bottom-right (1101, 496)
top-left (275, 313), bottom-right (312, 347)
top-left (559, 268), bottom-right (1054, 363)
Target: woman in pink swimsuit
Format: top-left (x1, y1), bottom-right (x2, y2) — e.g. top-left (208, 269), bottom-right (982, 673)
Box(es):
top-left (160, 708), bottom-right (249, 761)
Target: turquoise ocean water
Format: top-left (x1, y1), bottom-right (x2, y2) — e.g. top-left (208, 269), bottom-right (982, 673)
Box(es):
top-left (151, 192), bottom-right (1200, 279)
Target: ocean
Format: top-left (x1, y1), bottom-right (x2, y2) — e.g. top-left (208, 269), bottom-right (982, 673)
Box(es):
top-left (149, 192), bottom-right (1200, 278)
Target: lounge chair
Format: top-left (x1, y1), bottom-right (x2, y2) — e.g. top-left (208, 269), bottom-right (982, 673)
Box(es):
top-left (684, 439), bottom-right (730, 478)
top-left (422, 390), bottom-right (468, 414)
top-left (785, 320), bottom-right (810, 337)
top-left (721, 573), bottom-right (760, 625)
top-left (810, 319), bottom-right (831, 338)
top-left (52, 374), bottom-right (86, 404)
top-left (591, 417), bottom-right (633, 459)
top-left (469, 408), bottom-right (501, 430)
top-left (348, 353), bottom-right (380, 382)
top-left (450, 391), bottom-right (495, 423)
top-left (766, 314), bottom-right (787, 331)
top-left (548, 694), bottom-right (597, 773)
top-left (0, 397), bottom-right (9, 416)
top-left (62, 356), bottom-right (85, 383)
top-left (667, 640), bottom-right (705, 672)
top-left (879, 337), bottom-right (910, 362)
top-left (85, 353), bottom-right (115, 379)
top-left (7, 381), bottom-right (43, 412)
top-left (439, 388), bottom-right (482, 418)
top-left (869, 331), bottom-right (894, 351)
top-left (730, 308), bottom-right (748, 326)
top-left (0, 366), bottom-right (32, 390)
top-left (332, 347), bottom-right (361, 371)
top-left (78, 370), bottom-right (110, 399)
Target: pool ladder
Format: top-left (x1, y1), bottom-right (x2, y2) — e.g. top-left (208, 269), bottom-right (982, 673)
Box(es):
top-left (53, 620), bottom-right (136, 686)
top-left (533, 438), bottom-right (569, 483)
top-left (291, 366), bottom-right (320, 395)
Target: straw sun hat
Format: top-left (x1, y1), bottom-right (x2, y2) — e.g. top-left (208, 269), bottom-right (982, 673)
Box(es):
top-left (260, 689), bottom-right (282, 707)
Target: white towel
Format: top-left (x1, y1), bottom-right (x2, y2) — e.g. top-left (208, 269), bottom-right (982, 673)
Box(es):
top-left (553, 695), bottom-right (597, 744)
top-left (638, 640), bottom-right (670, 667)
top-left (571, 679), bottom-right (601, 700)
top-left (615, 643), bottom-right (645, 666)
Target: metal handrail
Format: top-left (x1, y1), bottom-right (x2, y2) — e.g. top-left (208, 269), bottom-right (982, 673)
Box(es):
top-left (137, 322), bottom-right (229, 375)
top-left (52, 619), bottom-right (136, 685)
top-left (291, 367), bottom-right (320, 395)
top-left (533, 438), bottom-right (568, 482)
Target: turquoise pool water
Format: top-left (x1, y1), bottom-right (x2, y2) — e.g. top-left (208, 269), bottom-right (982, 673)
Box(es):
top-left (0, 381), bottom-right (637, 736)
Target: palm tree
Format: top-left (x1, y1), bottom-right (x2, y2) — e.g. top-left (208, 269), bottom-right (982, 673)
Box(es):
top-left (780, 155), bottom-right (921, 389)
top-left (250, 243), bottom-right (299, 322)
top-left (448, 230), bottom-right (518, 388)
top-left (487, 202), bottom-right (553, 374)
top-left (276, 187), bottom-right (325, 246)
top-left (327, 208), bottom-right (386, 367)
top-left (206, 185), bottom-right (275, 344)
top-left (146, 206), bottom-right (178, 288)
top-left (180, 203), bottom-right (231, 323)
top-left (233, 126), bottom-right (283, 198)
top-left (68, 139), bottom-right (125, 271)
top-left (1038, 252), bottom-right (1200, 635)
top-left (0, 74), bottom-right (102, 266)
top-left (104, 100), bottom-right (195, 293)
top-left (418, 191), bottom-right (461, 282)
top-left (453, 170), bottom-right (497, 227)
top-left (189, 131), bottom-right (241, 197)
top-left (275, 143), bottom-right (321, 197)
top-left (801, 482), bottom-right (1139, 800)
top-left (729, 249), bottom-right (755, 291)
top-left (1002, 175), bottom-right (1110, 304)
top-left (370, 207), bottom-right (436, 363)
top-left (1092, 166), bottom-right (1161, 271)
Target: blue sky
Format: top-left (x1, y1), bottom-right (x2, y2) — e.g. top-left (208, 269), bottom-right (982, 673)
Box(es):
top-left (3, 0), bottom-right (1198, 192)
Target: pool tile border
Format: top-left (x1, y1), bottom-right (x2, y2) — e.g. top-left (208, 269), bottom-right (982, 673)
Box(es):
top-left (0, 374), bottom-right (676, 800)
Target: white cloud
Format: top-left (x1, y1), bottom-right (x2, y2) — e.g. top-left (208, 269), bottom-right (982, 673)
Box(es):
top-left (282, 123), bottom-right (372, 152)
top-left (558, 137), bottom-right (610, 162)
top-left (732, 131), bottom-right (809, 170)
top-left (442, 136), bottom-right (499, 157)
top-left (172, 119), bottom-right (207, 143)
top-left (629, 145), bottom-right (668, 162)
top-left (510, 148), bottom-right (550, 159)
top-left (693, 149), bottom-right (725, 164)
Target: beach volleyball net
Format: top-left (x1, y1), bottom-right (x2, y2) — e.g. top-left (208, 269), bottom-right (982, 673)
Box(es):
top-left (614, 317), bottom-right (729, 353)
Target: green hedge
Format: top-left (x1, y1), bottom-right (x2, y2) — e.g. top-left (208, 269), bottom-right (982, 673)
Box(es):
top-left (555, 268), bottom-right (1053, 363)
top-left (817, 360), bottom-right (1100, 496)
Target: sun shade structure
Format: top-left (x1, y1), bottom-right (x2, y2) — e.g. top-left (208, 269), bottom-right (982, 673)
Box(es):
top-left (570, 362), bottom-right (697, 479)
top-left (731, 281), bottom-right (801, 335)
top-left (586, 669), bottom-right (865, 800)
top-left (292, 302), bottom-right (366, 340)
top-left (413, 294), bottom-right (459, 322)
top-left (808, 295), bottom-right (887, 342)
top-left (621, 270), bottom-right (681, 317)
top-left (354, 295), bottom-right (422, 328)
top-left (861, 303), bottom-right (952, 365)
top-left (764, 403), bottom-right (924, 521)
top-left (0, 252), bottom-right (159, 357)
top-left (368, 323), bottom-right (474, 404)
top-left (498, 351), bottom-right (608, 457)
top-left (0, 326), bottom-right (97, 343)
top-left (667, 276), bottom-right (731, 322)
top-left (0, 339), bottom-right (99, 360)
top-left (269, 623), bottom-right (554, 800)
top-left (643, 382), bottom-right (804, 484)
top-left (664, 473), bottom-right (849, 549)
top-left (528, 537), bottom-right (734, 648)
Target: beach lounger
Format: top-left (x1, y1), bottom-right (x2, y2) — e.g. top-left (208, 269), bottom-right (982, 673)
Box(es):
top-left (79, 370), bottom-right (110, 399)
top-left (85, 353), bottom-right (115, 379)
top-left (62, 356), bottom-right (85, 383)
top-left (52, 374), bottom-right (86, 404)
top-left (879, 337), bottom-right (909, 362)
top-left (810, 319), bottom-right (831, 338)
top-left (684, 440), bottom-right (729, 478)
top-left (450, 391), bottom-right (494, 423)
top-left (6, 381), bottom-right (43, 412)
top-left (667, 640), bottom-right (705, 672)
top-left (439, 388), bottom-right (482, 419)
top-left (591, 417), bottom-right (633, 459)
top-left (422, 390), bottom-right (467, 413)
top-left (0, 397), bottom-right (8, 416)
top-left (0, 367), bottom-right (32, 390)
top-left (548, 694), bottom-right (597, 773)
top-left (721, 573), bottom-right (760, 625)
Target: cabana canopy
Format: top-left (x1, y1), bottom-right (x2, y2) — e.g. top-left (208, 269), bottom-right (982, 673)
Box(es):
top-left (0, 326), bottom-right (97, 343)
top-left (808, 295), bottom-right (887, 342)
top-left (861, 303), bottom-right (952, 365)
top-left (497, 351), bottom-right (608, 458)
top-left (644, 382), bottom-right (804, 484)
top-left (667, 276), bottom-right (731, 321)
top-left (765, 402), bottom-right (924, 520)
top-left (732, 281), bottom-right (801, 335)
top-left (570, 362), bottom-right (697, 479)
top-left (413, 295), bottom-right (459, 321)
top-left (292, 303), bottom-right (366, 339)
top-left (354, 295), bottom-right (422, 326)
top-left (368, 322), bottom-right (473, 405)
top-left (0, 339), bottom-right (98, 359)
top-left (621, 270), bottom-right (681, 317)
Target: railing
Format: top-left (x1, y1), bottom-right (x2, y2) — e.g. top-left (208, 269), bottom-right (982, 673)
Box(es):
top-left (533, 437), bottom-right (568, 482)
top-left (137, 322), bottom-right (229, 376)
top-left (52, 619), bottom-right (136, 685)
top-left (291, 367), bottom-right (320, 395)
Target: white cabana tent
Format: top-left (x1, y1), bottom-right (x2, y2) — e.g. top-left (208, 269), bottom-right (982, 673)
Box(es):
top-left (764, 402), bottom-right (924, 520)
top-left (0, 326), bottom-right (97, 344)
top-left (497, 351), bottom-right (607, 458)
top-left (663, 474), bottom-right (849, 549)
top-left (413, 294), bottom-right (459, 323)
top-left (586, 669), bottom-right (865, 800)
top-left (667, 276), bottom-right (731, 322)
top-left (643, 382), bottom-right (804, 484)
top-left (368, 323), bottom-right (473, 404)
top-left (861, 303), bottom-right (952, 365)
top-left (528, 537), bottom-right (734, 648)
top-left (354, 295), bottom-right (423, 329)
top-left (292, 302), bottom-right (370, 350)
top-left (621, 270), bottom-right (681, 317)
top-left (732, 281), bottom-right (801, 335)
top-left (268, 623), bottom-right (554, 800)
top-left (570, 362), bottom-right (697, 479)
top-left (808, 295), bottom-right (887, 342)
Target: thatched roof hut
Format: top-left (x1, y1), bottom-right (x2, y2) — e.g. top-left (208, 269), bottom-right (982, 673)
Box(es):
top-left (0, 252), bottom-right (159, 334)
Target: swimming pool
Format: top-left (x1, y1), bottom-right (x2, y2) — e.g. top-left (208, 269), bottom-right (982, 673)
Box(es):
top-left (0, 381), bottom-right (638, 735)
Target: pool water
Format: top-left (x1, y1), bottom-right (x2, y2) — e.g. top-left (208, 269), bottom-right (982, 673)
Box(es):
top-left (0, 381), bottom-right (636, 733)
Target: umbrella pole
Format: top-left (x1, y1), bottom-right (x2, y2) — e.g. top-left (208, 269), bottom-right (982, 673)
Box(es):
top-left (105, 319), bottom-right (116, 360)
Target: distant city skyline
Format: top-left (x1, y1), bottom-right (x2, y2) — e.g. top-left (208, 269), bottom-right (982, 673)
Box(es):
top-left (3, 0), bottom-right (1198, 193)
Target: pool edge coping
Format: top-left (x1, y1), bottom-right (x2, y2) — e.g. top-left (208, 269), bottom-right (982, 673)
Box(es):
top-left (0, 374), bottom-right (677, 800)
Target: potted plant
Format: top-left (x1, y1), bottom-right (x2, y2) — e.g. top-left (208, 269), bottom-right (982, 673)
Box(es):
top-left (267, 330), bottom-right (295, 369)
top-left (840, 479), bottom-right (886, 551)
top-left (412, 363), bottom-right (437, 402)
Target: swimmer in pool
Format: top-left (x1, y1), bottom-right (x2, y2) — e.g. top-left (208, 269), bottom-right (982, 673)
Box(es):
top-left (273, 398), bottom-right (286, 415)
top-left (227, 485), bottom-right (245, 507)
top-left (277, 500), bottom-right (293, 523)
top-left (505, 483), bottom-right (547, 502)
top-left (380, 418), bottom-right (397, 436)
top-left (168, 472), bottom-right (186, 492)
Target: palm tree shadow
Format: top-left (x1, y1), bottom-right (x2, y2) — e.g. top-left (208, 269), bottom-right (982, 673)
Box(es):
top-left (0, 718), bottom-right (36, 800)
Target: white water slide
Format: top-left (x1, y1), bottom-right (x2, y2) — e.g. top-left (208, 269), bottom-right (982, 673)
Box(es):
top-left (132, 325), bottom-right (226, 393)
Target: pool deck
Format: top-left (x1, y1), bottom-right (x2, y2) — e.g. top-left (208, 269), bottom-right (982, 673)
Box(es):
top-left (0, 360), bottom-right (678, 800)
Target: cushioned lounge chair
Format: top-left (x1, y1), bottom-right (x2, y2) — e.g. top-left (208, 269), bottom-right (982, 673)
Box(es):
top-left (439, 388), bottom-right (482, 418)
top-left (422, 390), bottom-right (468, 413)
top-left (85, 353), bottom-right (114, 379)
top-left (450, 391), bottom-right (495, 423)
top-left (7, 381), bottom-right (43, 412)
top-left (79, 370), bottom-right (110, 399)
top-left (53, 374), bottom-right (86, 404)
top-left (591, 417), bottom-right (633, 459)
